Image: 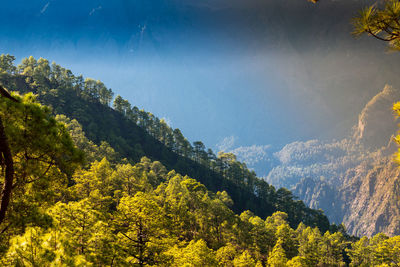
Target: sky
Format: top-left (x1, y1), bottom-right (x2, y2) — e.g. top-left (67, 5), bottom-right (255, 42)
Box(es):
top-left (2, 0), bottom-right (400, 175)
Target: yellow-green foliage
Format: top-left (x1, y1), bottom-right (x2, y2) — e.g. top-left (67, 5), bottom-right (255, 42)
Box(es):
top-left (347, 234), bottom-right (400, 267)
top-left (0, 92), bottom-right (83, 253)
top-left (393, 102), bottom-right (400, 165)
top-left (4, 153), bottom-right (391, 266)
top-left (0, 90), bottom-right (399, 265)
top-left (0, 154), bottom-right (353, 266)
top-left (353, 0), bottom-right (400, 51)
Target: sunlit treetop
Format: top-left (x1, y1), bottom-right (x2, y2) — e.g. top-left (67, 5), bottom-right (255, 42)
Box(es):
top-left (353, 0), bottom-right (400, 50)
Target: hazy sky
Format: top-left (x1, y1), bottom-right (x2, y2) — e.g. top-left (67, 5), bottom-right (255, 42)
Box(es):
top-left (1, 0), bottom-right (400, 155)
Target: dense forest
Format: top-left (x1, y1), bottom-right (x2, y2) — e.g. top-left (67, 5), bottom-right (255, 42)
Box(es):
top-left (0, 54), bottom-right (400, 266)
top-left (0, 54), bottom-right (332, 230)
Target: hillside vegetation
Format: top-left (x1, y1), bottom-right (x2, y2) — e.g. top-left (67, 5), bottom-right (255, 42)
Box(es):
top-left (0, 54), bottom-right (331, 230)
top-left (1, 54), bottom-right (400, 265)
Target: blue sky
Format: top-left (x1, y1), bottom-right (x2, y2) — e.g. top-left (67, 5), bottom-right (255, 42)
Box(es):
top-left (2, 0), bottom-right (400, 172)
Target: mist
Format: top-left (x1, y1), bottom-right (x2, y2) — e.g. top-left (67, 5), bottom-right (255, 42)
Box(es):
top-left (1, 0), bottom-right (400, 155)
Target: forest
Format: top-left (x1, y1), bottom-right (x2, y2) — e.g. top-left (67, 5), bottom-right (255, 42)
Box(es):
top-left (0, 53), bottom-right (399, 266)
top-left (1, 0), bottom-right (400, 265)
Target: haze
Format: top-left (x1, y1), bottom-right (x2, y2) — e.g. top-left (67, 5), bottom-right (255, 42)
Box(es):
top-left (2, 0), bottom-right (400, 171)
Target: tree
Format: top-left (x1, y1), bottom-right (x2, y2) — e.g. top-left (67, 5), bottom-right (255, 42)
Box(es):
top-left (48, 200), bottom-right (105, 257)
top-left (276, 223), bottom-right (298, 259)
top-left (114, 192), bottom-right (172, 266)
top-left (167, 239), bottom-right (218, 267)
top-left (296, 226), bottom-right (322, 266)
top-left (113, 95), bottom-right (131, 115)
top-left (233, 250), bottom-right (257, 267)
top-left (353, 0), bottom-right (400, 51)
top-left (2, 227), bottom-right (52, 266)
top-left (17, 56), bottom-right (37, 76)
top-left (83, 78), bottom-right (100, 101)
top-left (113, 95), bottom-right (124, 113)
top-left (193, 141), bottom-right (206, 163)
top-left (98, 83), bottom-right (113, 106)
top-left (318, 231), bottom-right (346, 266)
top-left (216, 244), bottom-right (238, 266)
top-left (0, 54), bottom-right (16, 74)
top-left (71, 158), bottom-right (114, 202)
top-left (0, 92), bottom-right (82, 229)
top-left (34, 58), bottom-right (51, 80)
top-left (347, 236), bottom-right (373, 267)
top-left (267, 239), bottom-right (288, 267)
top-left (0, 86), bottom-right (18, 224)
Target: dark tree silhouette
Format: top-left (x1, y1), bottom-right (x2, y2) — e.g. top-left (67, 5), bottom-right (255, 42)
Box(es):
top-left (0, 85), bottom-right (18, 103)
top-left (0, 85), bottom-right (18, 224)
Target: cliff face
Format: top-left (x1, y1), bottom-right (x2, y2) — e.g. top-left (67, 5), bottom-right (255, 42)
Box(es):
top-left (293, 177), bottom-right (343, 223)
top-left (269, 84), bottom-right (400, 236)
top-left (291, 151), bottom-right (400, 237)
top-left (340, 159), bottom-right (400, 236)
top-left (340, 86), bottom-right (400, 236)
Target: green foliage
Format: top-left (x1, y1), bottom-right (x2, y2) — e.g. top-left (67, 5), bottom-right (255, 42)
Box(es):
top-left (216, 244), bottom-right (237, 266)
top-left (233, 250), bottom-right (257, 267)
top-left (0, 152), bottom-right (363, 265)
top-left (392, 103), bottom-right (400, 165)
top-left (353, 0), bottom-right (400, 51)
top-left (114, 192), bottom-right (173, 265)
top-left (0, 55), bottom-right (334, 233)
top-left (347, 234), bottom-right (400, 266)
top-left (55, 115), bottom-right (119, 165)
top-left (168, 239), bottom-right (218, 266)
top-left (2, 227), bottom-right (57, 266)
top-left (267, 239), bottom-right (288, 267)
top-left (3, 54), bottom-right (396, 265)
top-left (0, 92), bottom-right (83, 253)
top-left (0, 54), bottom-right (16, 75)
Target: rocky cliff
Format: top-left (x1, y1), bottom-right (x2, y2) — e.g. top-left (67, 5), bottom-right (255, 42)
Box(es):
top-left (268, 84), bottom-right (400, 236)
top-left (340, 158), bottom-right (400, 236)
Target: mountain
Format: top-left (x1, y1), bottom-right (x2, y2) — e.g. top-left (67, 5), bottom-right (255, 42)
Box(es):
top-left (3, 0), bottom-right (400, 149)
top-left (262, 84), bottom-right (400, 236)
top-left (3, 62), bottom-right (400, 267)
top-left (0, 55), bottom-right (333, 232)
top-left (1, 73), bottom-right (357, 266)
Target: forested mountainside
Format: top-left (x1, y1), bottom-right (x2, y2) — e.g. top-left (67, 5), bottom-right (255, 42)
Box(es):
top-left (265, 85), bottom-right (400, 236)
top-left (0, 54), bottom-right (333, 230)
top-left (1, 91), bottom-right (346, 266)
top-left (3, 55), bottom-right (400, 265)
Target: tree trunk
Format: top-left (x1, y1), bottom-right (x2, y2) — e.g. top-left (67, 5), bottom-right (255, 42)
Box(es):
top-left (0, 116), bottom-right (14, 224)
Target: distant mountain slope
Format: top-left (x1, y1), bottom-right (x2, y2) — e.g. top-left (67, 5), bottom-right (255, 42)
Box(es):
top-left (265, 85), bottom-right (400, 236)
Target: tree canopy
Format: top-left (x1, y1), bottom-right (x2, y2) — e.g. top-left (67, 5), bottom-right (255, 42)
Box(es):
top-left (0, 45), bottom-right (399, 264)
top-left (353, 0), bottom-right (400, 51)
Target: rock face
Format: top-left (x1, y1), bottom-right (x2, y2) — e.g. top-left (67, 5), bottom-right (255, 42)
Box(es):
top-left (293, 177), bottom-right (343, 223)
top-left (267, 85), bottom-right (400, 236)
top-left (340, 159), bottom-right (400, 236)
